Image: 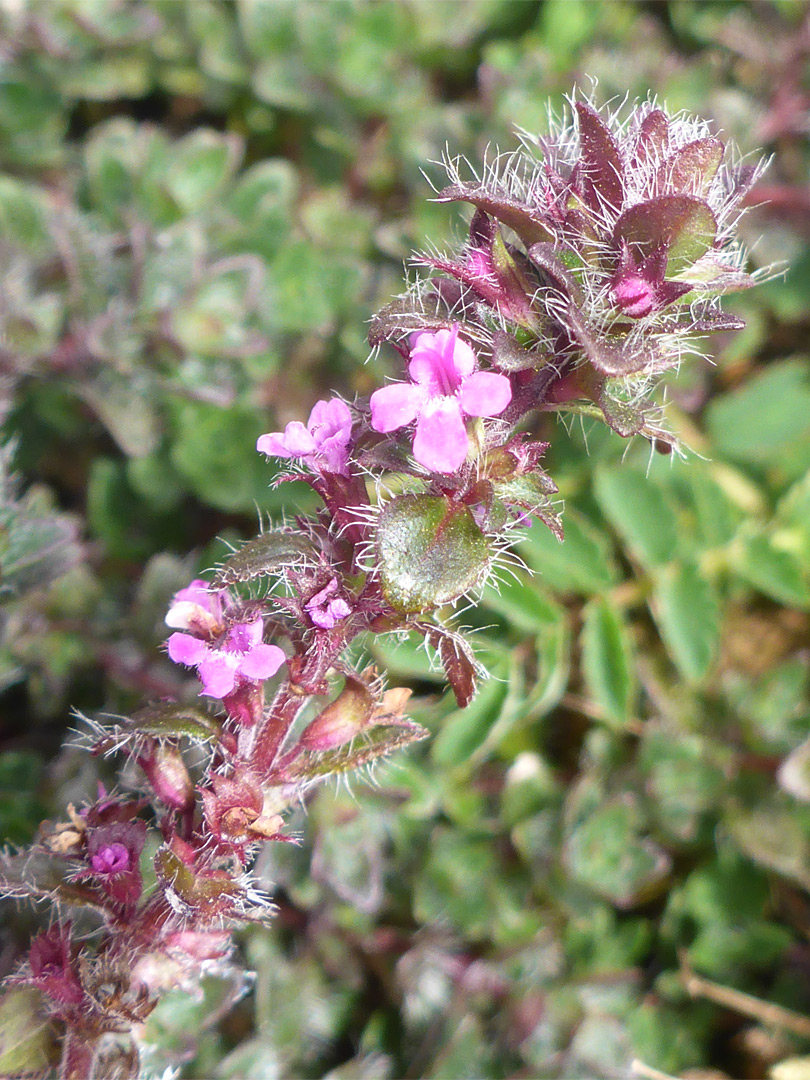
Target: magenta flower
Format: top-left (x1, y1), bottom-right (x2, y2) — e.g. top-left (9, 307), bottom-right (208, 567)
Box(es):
top-left (90, 842), bottom-right (131, 874)
top-left (74, 820), bottom-right (147, 910)
top-left (166, 580), bottom-right (286, 698)
top-left (305, 578), bottom-right (352, 629)
top-left (611, 242), bottom-right (691, 318)
top-left (369, 325), bottom-right (512, 473)
top-left (257, 397), bottom-right (353, 476)
top-left (168, 617), bottom-right (285, 699)
top-left (165, 579), bottom-right (225, 637)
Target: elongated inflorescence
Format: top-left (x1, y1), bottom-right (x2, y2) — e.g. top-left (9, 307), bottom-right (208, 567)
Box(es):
top-left (0, 93), bottom-right (763, 1078)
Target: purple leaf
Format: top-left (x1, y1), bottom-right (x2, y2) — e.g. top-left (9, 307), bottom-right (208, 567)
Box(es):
top-left (528, 242), bottom-right (584, 304)
top-left (613, 195), bottom-right (717, 275)
top-left (566, 304), bottom-right (655, 376)
top-left (689, 311), bottom-right (747, 333)
top-left (419, 622), bottom-right (480, 707)
top-left (574, 102), bottom-right (625, 214)
top-left (436, 182), bottom-right (556, 245)
top-left (368, 298), bottom-right (459, 349)
top-left (490, 329), bottom-right (547, 371)
top-left (631, 109), bottom-right (670, 170)
top-left (660, 138), bottom-right (723, 197)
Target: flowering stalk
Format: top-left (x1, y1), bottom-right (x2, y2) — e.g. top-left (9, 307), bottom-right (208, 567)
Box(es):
top-left (0, 93), bottom-right (764, 1078)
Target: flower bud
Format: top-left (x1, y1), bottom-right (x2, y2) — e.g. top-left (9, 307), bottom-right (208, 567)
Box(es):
top-left (297, 675), bottom-right (375, 752)
top-left (613, 272), bottom-right (656, 318)
top-left (140, 743), bottom-right (195, 811)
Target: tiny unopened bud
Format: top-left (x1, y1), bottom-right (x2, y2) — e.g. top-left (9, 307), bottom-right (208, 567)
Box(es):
top-left (613, 272), bottom-right (656, 318)
top-left (90, 843), bottom-right (131, 875)
top-left (298, 675), bottom-right (375, 752)
top-left (164, 600), bottom-right (222, 638)
top-left (141, 743), bottom-right (195, 811)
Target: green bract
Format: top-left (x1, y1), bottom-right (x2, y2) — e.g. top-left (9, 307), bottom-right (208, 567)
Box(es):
top-left (376, 494), bottom-right (491, 613)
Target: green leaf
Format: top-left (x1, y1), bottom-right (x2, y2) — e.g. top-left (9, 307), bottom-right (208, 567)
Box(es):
top-left (528, 608), bottom-right (572, 717)
top-left (640, 730), bottom-right (727, 844)
top-left (594, 467), bottom-right (679, 569)
top-left (652, 560), bottom-right (719, 681)
top-left (170, 401), bottom-right (276, 513)
top-left (706, 360), bottom-right (810, 472)
top-left (521, 509), bottom-right (617, 594)
top-left (726, 801), bottom-right (810, 892)
top-left (0, 752), bottom-right (45, 845)
top-left (283, 720), bottom-right (429, 782)
top-left (431, 659), bottom-right (511, 767)
top-left (563, 796), bottom-right (672, 908)
top-left (732, 530), bottom-right (810, 609)
top-left (79, 371), bottom-right (161, 458)
top-left (581, 597), bottom-right (635, 727)
top-left (0, 178), bottom-right (49, 252)
top-left (0, 508), bottom-right (80, 595)
top-left (480, 572), bottom-right (562, 634)
top-left (127, 703), bottom-right (221, 742)
top-left (267, 241), bottom-right (362, 331)
top-left (167, 130), bottom-right (242, 212)
top-left (215, 530), bottom-right (315, 585)
top-left (370, 630), bottom-right (443, 682)
top-left (0, 989), bottom-right (59, 1077)
top-left (376, 494), bottom-right (491, 614)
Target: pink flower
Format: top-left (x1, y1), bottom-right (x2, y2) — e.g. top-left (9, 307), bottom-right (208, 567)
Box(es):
top-left (257, 398), bottom-right (353, 476)
top-left (305, 578), bottom-right (352, 629)
top-left (166, 581), bottom-right (286, 698)
top-left (74, 820), bottom-right (147, 910)
top-left (165, 579), bottom-right (225, 637)
top-left (369, 325), bottom-right (512, 473)
top-left (168, 617), bottom-right (285, 699)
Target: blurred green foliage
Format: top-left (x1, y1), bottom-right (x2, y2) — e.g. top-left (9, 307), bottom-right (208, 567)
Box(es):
top-left (1, 0), bottom-right (809, 1076)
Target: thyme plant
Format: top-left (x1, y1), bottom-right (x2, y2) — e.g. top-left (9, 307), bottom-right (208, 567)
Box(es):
top-left (0, 93), bottom-right (763, 1079)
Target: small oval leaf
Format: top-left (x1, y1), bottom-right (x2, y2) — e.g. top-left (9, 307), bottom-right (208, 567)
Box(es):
top-left (129, 703), bottom-right (221, 741)
top-left (215, 530), bottom-right (314, 585)
top-left (377, 494), bottom-right (491, 614)
top-left (581, 597), bottom-right (636, 726)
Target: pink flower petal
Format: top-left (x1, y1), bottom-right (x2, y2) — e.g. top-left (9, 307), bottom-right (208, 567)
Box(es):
top-left (197, 653), bottom-right (239, 698)
top-left (370, 382), bottom-right (423, 433)
top-left (459, 371), bottom-right (512, 417)
top-left (306, 579), bottom-right (339, 610)
top-left (225, 619), bottom-right (264, 653)
top-left (281, 421), bottom-right (317, 455)
top-left (172, 580), bottom-right (218, 611)
top-left (309, 398), bottom-right (352, 440)
top-left (409, 325), bottom-right (476, 395)
top-left (257, 432), bottom-right (292, 457)
top-left (238, 643), bottom-right (286, 681)
top-left (441, 325), bottom-right (476, 379)
top-left (167, 633), bottom-right (209, 667)
top-left (412, 397), bottom-right (469, 473)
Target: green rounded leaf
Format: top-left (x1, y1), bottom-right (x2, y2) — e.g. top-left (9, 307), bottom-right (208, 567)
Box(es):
top-left (594, 466), bottom-right (679, 569)
top-left (167, 130), bottom-right (242, 213)
top-left (376, 494), bottom-right (491, 614)
top-left (215, 530), bottom-right (315, 585)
